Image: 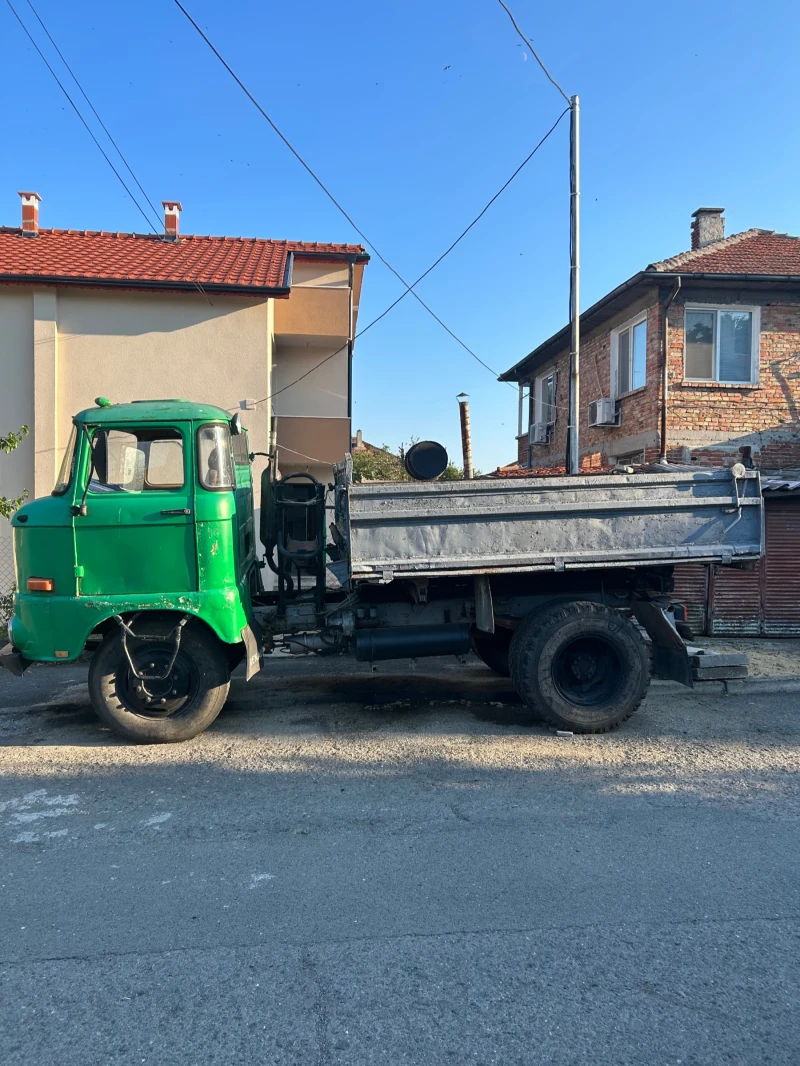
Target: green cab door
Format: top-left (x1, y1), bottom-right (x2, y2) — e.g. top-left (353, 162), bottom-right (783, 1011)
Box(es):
top-left (73, 423), bottom-right (197, 597)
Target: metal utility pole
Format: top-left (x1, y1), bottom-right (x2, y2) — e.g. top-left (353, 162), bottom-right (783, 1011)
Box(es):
top-left (457, 393), bottom-right (474, 479)
top-left (567, 94), bottom-right (580, 476)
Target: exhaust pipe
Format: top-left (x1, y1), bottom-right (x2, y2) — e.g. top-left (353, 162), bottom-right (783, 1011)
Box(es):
top-left (354, 623), bottom-right (471, 663)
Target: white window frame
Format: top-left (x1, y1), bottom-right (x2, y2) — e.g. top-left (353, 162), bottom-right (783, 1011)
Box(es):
top-left (610, 311), bottom-right (648, 399)
top-left (683, 304), bottom-right (761, 385)
top-left (534, 367), bottom-right (557, 427)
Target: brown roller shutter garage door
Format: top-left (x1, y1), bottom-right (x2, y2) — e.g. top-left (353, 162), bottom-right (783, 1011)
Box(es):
top-left (761, 497), bottom-right (800, 635)
top-left (703, 495), bottom-right (800, 636)
top-left (709, 562), bottom-right (762, 635)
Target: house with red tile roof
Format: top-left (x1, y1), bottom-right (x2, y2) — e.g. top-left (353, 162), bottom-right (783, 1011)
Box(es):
top-left (0, 191), bottom-right (368, 592)
top-left (498, 206), bottom-right (800, 635)
top-left (500, 206), bottom-right (800, 473)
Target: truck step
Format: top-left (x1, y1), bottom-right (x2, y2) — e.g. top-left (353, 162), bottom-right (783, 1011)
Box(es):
top-left (692, 665), bottom-right (749, 680)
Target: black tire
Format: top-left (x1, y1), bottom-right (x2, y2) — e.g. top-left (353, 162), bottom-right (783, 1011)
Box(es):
top-left (88, 618), bottom-right (230, 743)
top-left (470, 627), bottom-right (512, 676)
top-left (509, 601), bottom-right (649, 733)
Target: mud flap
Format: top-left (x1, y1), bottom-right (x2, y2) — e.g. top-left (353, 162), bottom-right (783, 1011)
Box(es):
top-left (631, 600), bottom-right (693, 688)
top-left (0, 642), bottom-right (30, 678)
top-left (241, 623), bottom-right (263, 681)
top-left (474, 575), bottom-right (494, 634)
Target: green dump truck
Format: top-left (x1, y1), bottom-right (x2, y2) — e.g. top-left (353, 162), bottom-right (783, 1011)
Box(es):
top-left (0, 398), bottom-right (764, 743)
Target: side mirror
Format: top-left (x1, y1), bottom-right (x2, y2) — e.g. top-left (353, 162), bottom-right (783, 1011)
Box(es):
top-left (230, 412), bottom-right (243, 436)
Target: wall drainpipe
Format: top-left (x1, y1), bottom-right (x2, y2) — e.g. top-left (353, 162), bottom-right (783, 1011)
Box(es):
top-left (660, 277), bottom-right (681, 461)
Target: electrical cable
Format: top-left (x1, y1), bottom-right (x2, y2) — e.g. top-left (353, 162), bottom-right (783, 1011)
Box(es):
top-left (357, 107), bottom-right (568, 337)
top-left (13, 0), bottom-right (217, 305)
top-left (251, 109), bottom-right (568, 407)
top-left (495, 0), bottom-right (571, 105)
top-left (172, 0), bottom-right (551, 385)
top-left (21, 0), bottom-right (164, 233)
top-left (5, 0), bottom-right (159, 234)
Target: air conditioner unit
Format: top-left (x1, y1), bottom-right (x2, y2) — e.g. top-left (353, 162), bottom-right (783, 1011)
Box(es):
top-left (529, 422), bottom-right (549, 444)
top-left (587, 397), bottom-right (620, 428)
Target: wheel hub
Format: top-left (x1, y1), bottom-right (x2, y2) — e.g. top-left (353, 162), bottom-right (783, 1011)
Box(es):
top-left (119, 645), bottom-right (195, 718)
top-left (569, 652), bottom-right (597, 681)
top-left (552, 634), bottom-right (624, 707)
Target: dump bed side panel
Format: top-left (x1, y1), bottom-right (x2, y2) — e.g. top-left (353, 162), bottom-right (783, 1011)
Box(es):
top-left (336, 470), bottom-right (763, 581)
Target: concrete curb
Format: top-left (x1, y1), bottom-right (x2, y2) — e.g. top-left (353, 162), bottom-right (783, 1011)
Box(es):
top-left (652, 675), bottom-right (800, 696)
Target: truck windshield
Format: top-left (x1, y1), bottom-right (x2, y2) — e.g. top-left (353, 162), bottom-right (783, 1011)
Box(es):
top-left (89, 428), bottom-right (185, 493)
top-left (197, 425), bottom-right (235, 490)
top-left (53, 425), bottom-right (78, 495)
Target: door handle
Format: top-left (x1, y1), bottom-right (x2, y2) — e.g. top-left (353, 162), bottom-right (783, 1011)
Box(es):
top-left (160, 508), bottom-right (192, 516)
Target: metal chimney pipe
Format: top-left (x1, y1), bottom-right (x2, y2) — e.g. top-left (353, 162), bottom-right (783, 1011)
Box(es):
top-left (457, 393), bottom-right (474, 479)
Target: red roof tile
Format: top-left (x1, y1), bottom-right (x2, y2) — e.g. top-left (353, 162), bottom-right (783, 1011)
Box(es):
top-left (649, 229), bottom-right (800, 275)
top-left (0, 227), bottom-right (367, 295)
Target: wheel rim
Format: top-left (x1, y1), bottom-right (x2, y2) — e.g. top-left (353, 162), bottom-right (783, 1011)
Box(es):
top-left (116, 642), bottom-right (199, 719)
top-left (551, 634), bottom-right (624, 707)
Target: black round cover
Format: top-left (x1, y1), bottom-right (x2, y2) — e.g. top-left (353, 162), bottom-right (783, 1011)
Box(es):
top-left (404, 440), bottom-right (449, 480)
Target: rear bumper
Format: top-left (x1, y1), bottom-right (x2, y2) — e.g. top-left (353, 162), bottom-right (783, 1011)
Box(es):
top-left (0, 642), bottom-right (29, 677)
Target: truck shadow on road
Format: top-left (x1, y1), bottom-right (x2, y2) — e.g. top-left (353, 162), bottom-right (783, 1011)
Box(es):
top-left (0, 660), bottom-right (538, 746)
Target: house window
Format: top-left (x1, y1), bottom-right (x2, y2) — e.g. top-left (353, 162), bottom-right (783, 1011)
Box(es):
top-left (684, 306), bottom-right (759, 384)
top-left (535, 369), bottom-right (557, 428)
top-left (611, 314), bottom-right (647, 396)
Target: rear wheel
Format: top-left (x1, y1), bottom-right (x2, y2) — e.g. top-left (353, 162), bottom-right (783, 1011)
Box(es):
top-left (88, 618), bottom-right (230, 743)
top-left (470, 627), bottom-right (512, 676)
top-left (509, 601), bottom-right (649, 733)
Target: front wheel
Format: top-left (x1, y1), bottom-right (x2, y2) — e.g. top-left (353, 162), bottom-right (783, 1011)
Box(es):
top-left (509, 601), bottom-right (649, 733)
top-left (88, 618), bottom-right (231, 743)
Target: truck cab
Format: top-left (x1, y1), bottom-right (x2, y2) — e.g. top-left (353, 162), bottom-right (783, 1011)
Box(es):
top-left (4, 398), bottom-right (261, 741)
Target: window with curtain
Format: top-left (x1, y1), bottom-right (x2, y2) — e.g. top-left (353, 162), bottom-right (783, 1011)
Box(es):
top-left (684, 307), bottom-right (758, 383)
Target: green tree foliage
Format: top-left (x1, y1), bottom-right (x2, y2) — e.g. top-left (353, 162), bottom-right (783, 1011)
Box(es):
top-left (0, 425), bottom-right (29, 520)
top-left (1, 425), bottom-right (28, 630)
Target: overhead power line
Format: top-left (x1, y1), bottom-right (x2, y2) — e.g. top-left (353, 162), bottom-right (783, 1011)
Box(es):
top-left (172, 0), bottom-right (549, 385)
top-left (21, 0), bottom-right (163, 232)
top-left (495, 0), bottom-right (571, 105)
top-left (260, 107), bottom-right (569, 406)
top-left (5, 0), bottom-right (159, 234)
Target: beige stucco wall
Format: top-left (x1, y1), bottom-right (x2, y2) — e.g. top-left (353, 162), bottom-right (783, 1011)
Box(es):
top-left (0, 288), bottom-right (35, 592)
top-left (273, 286), bottom-right (350, 341)
top-left (272, 342), bottom-right (349, 419)
top-left (291, 260), bottom-right (349, 288)
top-left (56, 288), bottom-right (271, 434)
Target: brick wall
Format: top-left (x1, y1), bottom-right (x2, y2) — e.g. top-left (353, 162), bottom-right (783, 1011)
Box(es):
top-left (515, 287), bottom-right (800, 473)
top-left (666, 293), bottom-right (800, 469)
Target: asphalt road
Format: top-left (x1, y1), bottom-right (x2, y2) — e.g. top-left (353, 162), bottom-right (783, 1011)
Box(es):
top-left (1, 655), bottom-right (799, 1065)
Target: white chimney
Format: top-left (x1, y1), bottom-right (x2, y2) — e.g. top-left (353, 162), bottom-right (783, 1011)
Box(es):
top-left (18, 191), bottom-right (42, 236)
top-left (162, 199), bottom-right (182, 239)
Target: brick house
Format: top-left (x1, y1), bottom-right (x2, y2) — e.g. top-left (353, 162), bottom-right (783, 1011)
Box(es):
top-left (499, 207), bottom-right (800, 634)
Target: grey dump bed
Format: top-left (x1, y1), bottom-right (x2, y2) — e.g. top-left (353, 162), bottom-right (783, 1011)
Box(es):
top-left (334, 466), bottom-right (764, 581)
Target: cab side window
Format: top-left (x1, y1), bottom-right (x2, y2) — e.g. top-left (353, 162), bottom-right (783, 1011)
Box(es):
top-left (197, 425), bottom-right (235, 490)
top-left (89, 428), bottom-right (185, 493)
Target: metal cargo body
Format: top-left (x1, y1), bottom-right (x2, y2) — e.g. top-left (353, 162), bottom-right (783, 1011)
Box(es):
top-left (336, 469), bottom-right (764, 580)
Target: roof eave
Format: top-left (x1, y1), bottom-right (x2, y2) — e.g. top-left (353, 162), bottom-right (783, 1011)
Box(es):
top-left (499, 269), bottom-right (800, 382)
top-left (291, 250), bottom-right (370, 264)
top-left (0, 273), bottom-right (292, 298)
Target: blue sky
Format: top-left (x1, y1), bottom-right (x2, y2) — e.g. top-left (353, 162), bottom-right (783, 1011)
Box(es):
top-left (3, 0), bottom-right (799, 471)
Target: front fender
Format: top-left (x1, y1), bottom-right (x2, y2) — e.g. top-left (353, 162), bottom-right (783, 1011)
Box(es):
top-left (11, 589), bottom-right (249, 663)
